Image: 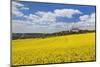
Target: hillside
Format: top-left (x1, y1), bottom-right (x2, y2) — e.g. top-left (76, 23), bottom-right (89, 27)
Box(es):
top-left (12, 32), bottom-right (96, 66)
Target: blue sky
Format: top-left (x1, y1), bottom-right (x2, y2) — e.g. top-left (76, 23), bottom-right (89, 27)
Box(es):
top-left (12, 1), bottom-right (96, 33)
top-left (20, 1), bottom-right (95, 14)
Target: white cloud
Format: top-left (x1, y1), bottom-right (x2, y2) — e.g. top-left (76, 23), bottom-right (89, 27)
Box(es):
top-left (12, 1), bottom-right (24, 17)
top-left (12, 1), bottom-right (29, 17)
top-left (35, 11), bottom-right (56, 24)
top-left (23, 11), bottom-right (56, 25)
top-left (12, 20), bottom-right (74, 33)
top-left (80, 15), bottom-right (89, 21)
top-left (91, 13), bottom-right (95, 18)
top-left (12, 1), bottom-right (24, 7)
top-left (54, 9), bottom-right (82, 18)
top-left (75, 13), bottom-right (95, 30)
top-left (23, 9), bottom-right (82, 25)
top-left (12, 12), bottom-right (95, 33)
top-left (20, 7), bottom-right (29, 10)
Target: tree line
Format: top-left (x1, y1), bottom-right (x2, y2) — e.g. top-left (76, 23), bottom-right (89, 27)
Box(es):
top-left (12, 30), bottom-right (95, 40)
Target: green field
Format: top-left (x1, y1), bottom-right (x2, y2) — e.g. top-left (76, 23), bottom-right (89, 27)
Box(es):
top-left (12, 32), bottom-right (96, 66)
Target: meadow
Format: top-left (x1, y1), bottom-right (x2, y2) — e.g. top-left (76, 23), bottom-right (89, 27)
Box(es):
top-left (12, 32), bottom-right (96, 66)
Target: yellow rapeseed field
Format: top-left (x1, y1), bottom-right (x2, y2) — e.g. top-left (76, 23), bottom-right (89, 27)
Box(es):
top-left (12, 32), bottom-right (96, 66)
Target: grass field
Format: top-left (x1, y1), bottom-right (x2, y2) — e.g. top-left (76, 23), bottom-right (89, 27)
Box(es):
top-left (12, 32), bottom-right (96, 66)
